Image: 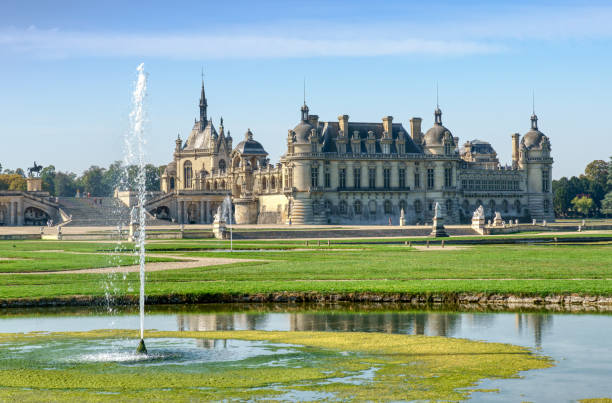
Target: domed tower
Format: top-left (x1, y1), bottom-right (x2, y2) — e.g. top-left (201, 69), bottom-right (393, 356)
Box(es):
top-left (423, 107), bottom-right (456, 155)
top-left (520, 112), bottom-right (554, 221)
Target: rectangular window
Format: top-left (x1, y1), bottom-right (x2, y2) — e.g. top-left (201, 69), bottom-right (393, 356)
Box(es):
top-left (444, 167), bottom-right (452, 187)
top-left (310, 166), bottom-right (318, 188)
top-left (369, 168), bottom-right (376, 189)
top-left (354, 168), bottom-right (361, 188)
top-left (324, 170), bottom-right (330, 188)
top-left (399, 168), bottom-right (406, 188)
top-left (383, 168), bottom-right (391, 189)
top-left (427, 168), bottom-right (435, 189)
top-left (542, 170), bottom-right (549, 192)
top-left (414, 170), bottom-right (420, 189)
top-left (339, 168), bottom-right (346, 189)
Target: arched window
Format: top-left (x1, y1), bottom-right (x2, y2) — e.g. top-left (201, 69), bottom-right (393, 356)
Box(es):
top-left (219, 160), bottom-right (226, 173)
top-left (489, 199), bottom-right (496, 212)
top-left (339, 200), bottom-right (348, 215)
top-left (445, 199), bottom-right (452, 214)
top-left (384, 200), bottom-right (392, 214)
top-left (261, 177), bottom-right (267, 190)
top-left (169, 177), bottom-right (175, 190)
top-left (414, 199), bottom-right (422, 213)
top-left (544, 199), bottom-right (550, 213)
top-left (271, 177), bottom-right (276, 190)
top-left (399, 200), bottom-right (406, 213)
top-left (462, 199), bottom-right (469, 212)
top-left (220, 180), bottom-right (226, 190)
top-left (502, 199), bottom-right (509, 213)
top-left (324, 200), bottom-right (332, 211)
top-left (213, 181), bottom-right (218, 190)
top-left (354, 200), bottom-right (362, 215)
top-left (514, 199), bottom-right (521, 213)
top-left (184, 161), bottom-right (192, 188)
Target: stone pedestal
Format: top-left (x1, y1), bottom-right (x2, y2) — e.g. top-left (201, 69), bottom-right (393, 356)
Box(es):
top-left (27, 177), bottom-right (42, 192)
top-left (471, 216), bottom-right (485, 232)
top-left (493, 212), bottom-right (503, 227)
top-left (430, 216), bottom-right (448, 237)
top-left (399, 208), bottom-right (406, 226)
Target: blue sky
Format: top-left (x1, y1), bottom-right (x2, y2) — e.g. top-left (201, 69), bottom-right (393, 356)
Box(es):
top-left (1, 0), bottom-right (611, 178)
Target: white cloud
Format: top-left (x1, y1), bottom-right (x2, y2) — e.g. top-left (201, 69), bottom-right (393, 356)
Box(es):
top-left (0, 27), bottom-right (501, 59)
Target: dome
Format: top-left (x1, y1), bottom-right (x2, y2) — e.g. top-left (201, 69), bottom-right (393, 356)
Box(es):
top-left (521, 114), bottom-right (546, 149)
top-left (424, 124), bottom-right (452, 146)
top-left (233, 129), bottom-right (267, 155)
top-left (292, 120), bottom-right (315, 143)
top-left (423, 107), bottom-right (453, 147)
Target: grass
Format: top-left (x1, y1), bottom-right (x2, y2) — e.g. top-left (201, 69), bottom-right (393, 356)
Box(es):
top-left (0, 330), bottom-right (551, 401)
top-left (0, 239), bottom-right (611, 301)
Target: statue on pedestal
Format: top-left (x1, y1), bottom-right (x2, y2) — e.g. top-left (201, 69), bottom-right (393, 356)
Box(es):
top-left (430, 202), bottom-right (449, 237)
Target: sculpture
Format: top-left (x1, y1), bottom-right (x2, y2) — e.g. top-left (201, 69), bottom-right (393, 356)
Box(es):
top-left (473, 205), bottom-right (485, 219)
top-left (434, 202), bottom-right (442, 218)
top-left (27, 162), bottom-right (43, 178)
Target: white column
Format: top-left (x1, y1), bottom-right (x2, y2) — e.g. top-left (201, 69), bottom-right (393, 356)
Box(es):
top-left (17, 199), bottom-right (24, 226)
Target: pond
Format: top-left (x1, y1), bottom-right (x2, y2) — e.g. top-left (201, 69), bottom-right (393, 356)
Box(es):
top-left (1, 303), bottom-right (610, 401)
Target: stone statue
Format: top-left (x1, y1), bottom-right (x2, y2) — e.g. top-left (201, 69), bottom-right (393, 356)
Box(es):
top-left (473, 205), bottom-right (485, 219)
top-left (434, 202), bottom-right (442, 218)
top-left (214, 205), bottom-right (223, 222)
top-left (27, 162), bottom-right (43, 178)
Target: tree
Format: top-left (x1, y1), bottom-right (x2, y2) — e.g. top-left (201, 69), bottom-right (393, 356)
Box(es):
top-left (553, 177), bottom-right (572, 217)
top-left (54, 172), bottom-right (77, 197)
top-left (585, 160), bottom-right (609, 191)
top-left (602, 192), bottom-right (612, 216)
top-left (0, 174), bottom-right (26, 191)
top-left (571, 195), bottom-right (595, 217)
top-left (144, 164), bottom-right (160, 191)
top-left (77, 166), bottom-right (108, 196)
top-left (15, 168), bottom-right (25, 177)
top-left (40, 165), bottom-right (56, 194)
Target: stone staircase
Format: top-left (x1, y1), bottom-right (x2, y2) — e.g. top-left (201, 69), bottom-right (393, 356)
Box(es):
top-left (58, 197), bottom-right (170, 227)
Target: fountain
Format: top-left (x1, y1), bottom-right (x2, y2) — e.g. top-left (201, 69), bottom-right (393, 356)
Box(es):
top-left (222, 195), bottom-right (233, 252)
top-left (125, 63), bottom-right (148, 354)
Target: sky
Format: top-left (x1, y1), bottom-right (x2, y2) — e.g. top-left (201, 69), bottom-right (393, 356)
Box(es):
top-left (1, 0), bottom-right (611, 179)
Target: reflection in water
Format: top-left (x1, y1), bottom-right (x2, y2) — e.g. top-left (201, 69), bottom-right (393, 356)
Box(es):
top-left (176, 311), bottom-right (553, 347)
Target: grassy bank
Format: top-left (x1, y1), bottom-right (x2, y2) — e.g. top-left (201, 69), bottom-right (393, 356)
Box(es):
top-left (0, 239), bottom-right (610, 303)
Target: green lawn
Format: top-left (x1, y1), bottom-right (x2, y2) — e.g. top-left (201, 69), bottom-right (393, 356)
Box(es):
top-left (0, 239), bottom-right (610, 301)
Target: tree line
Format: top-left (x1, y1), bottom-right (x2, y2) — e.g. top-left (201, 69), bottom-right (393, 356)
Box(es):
top-left (0, 162), bottom-right (165, 197)
top-left (553, 157), bottom-right (612, 217)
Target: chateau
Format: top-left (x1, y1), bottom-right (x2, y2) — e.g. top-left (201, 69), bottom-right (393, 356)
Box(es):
top-left (146, 80), bottom-right (554, 225)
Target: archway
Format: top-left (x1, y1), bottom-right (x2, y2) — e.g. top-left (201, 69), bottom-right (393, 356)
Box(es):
top-left (151, 206), bottom-right (170, 220)
top-left (24, 206), bottom-right (50, 226)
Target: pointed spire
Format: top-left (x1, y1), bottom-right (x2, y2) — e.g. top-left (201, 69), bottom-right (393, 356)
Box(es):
top-left (199, 69), bottom-right (207, 124)
top-left (300, 77), bottom-right (309, 121)
top-left (531, 90), bottom-right (538, 130)
top-left (434, 82), bottom-right (442, 124)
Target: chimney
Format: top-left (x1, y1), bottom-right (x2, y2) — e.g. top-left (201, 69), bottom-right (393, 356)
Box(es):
top-left (512, 133), bottom-right (520, 169)
top-left (409, 117), bottom-right (422, 143)
top-left (338, 115), bottom-right (349, 135)
top-left (382, 116), bottom-right (393, 135)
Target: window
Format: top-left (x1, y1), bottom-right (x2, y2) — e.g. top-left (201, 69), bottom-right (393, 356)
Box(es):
top-left (383, 168), bottom-right (391, 189)
top-left (261, 177), bottom-right (267, 190)
top-left (414, 200), bottom-right (422, 213)
top-left (445, 199), bottom-right (452, 215)
top-left (502, 199), bottom-right (509, 213)
top-left (287, 168), bottom-right (293, 188)
top-left (384, 200), bottom-right (392, 214)
top-left (324, 169), bottom-right (330, 188)
top-left (444, 167), bottom-right (452, 187)
top-left (271, 177), bottom-right (276, 190)
top-left (184, 161), bottom-right (192, 188)
top-left (218, 160), bottom-right (226, 173)
top-left (428, 201), bottom-right (433, 212)
top-left (339, 168), bottom-right (346, 189)
top-left (515, 199), bottom-right (521, 213)
top-left (399, 169), bottom-right (406, 189)
top-left (427, 168), bottom-right (434, 190)
top-left (542, 170), bottom-right (549, 192)
top-left (353, 167), bottom-right (361, 188)
top-left (311, 142), bottom-right (318, 153)
top-left (339, 200), bottom-right (347, 215)
top-left (414, 169), bottom-right (420, 189)
top-left (169, 177), bottom-right (175, 190)
top-left (489, 199), bottom-right (496, 212)
top-left (324, 200), bottom-right (332, 211)
top-left (444, 142), bottom-right (452, 155)
top-left (544, 199), bottom-right (550, 213)
top-left (369, 168), bottom-right (376, 189)
top-left (310, 166), bottom-right (319, 187)
top-left (354, 200), bottom-right (362, 215)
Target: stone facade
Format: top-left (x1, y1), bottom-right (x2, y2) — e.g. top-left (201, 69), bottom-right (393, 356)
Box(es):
top-left (146, 81), bottom-right (554, 225)
top-left (0, 191), bottom-right (59, 226)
